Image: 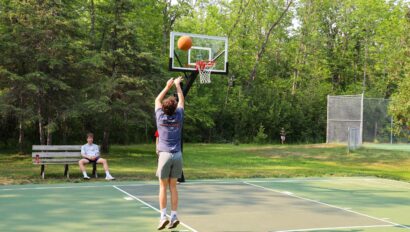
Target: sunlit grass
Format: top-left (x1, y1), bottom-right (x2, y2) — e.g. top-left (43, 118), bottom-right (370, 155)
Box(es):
top-left (0, 143), bottom-right (409, 185)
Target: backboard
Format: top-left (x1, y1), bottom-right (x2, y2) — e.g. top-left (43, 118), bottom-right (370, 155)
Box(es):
top-left (169, 31), bottom-right (228, 75)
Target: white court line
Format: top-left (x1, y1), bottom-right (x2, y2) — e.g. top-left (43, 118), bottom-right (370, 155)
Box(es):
top-left (243, 182), bottom-right (410, 230)
top-left (0, 184), bottom-right (114, 191)
top-left (113, 178), bottom-right (374, 187)
top-left (379, 178), bottom-right (410, 186)
top-left (0, 181), bottom-right (245, 191)
top-left (244, 177), bottom-right (405, 186)
top-left (0, 182), bottom-right (248, 191)
top-left (1, 177), bottom-right (408, 191)
top-left (188, 177), bottom-right (377, 183)
top-left (273, 224), bottom-right (394, 232)
top-left (0, 183), bottom-right (160, 191)
top-left (368, 178), bottom-right (410, 190)
top-left (116, 181), bottom-right (238, 186)
top-left (112, 185), bottom-right (198, 232)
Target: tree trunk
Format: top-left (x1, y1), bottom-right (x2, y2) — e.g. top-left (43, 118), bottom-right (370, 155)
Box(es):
top-left (145, 119), bottom-right (148, 143)
top-left (162, 0), bottom-right (170, 55)
top-left (249, 0), bottom-right (293, 84)
top-left (362, 39), bottom-right (368, 92)
top-left (38, 105), bottom-right (45, 145)
top-left (18, 93), bottom-right (24, 152)
top-left (18, 121), bottom-right (24, 152)
top-left (228, 0), bottom-right (251, 37)
top-left (102, 130), bottom-right (110, 153)
top-left (292, 40), bottom-right (305, 95)
top-left (100, 0), bottom-right (121, 153)
top-left (90, 0), bottom-right (96, 47)
top-left (353, 61), bottom-right (357, 83)
top-left (62, 116), bottom-right (67, 144)
top-left (292, 69), bottom-right (299, 95)
top-left (124, 111), bottom-right (129, 144)
top-left (374, 122), bottom-right (378, 142)
top-left (46, 117), bottom-right (52, 145)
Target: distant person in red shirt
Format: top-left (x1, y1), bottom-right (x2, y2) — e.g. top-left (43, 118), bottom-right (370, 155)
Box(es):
top-left (155, 130), bottom-right (159, 155)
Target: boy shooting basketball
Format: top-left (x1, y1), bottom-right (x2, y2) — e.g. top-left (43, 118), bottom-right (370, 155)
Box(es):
top-left (155, 76), bottom-right (184, 230)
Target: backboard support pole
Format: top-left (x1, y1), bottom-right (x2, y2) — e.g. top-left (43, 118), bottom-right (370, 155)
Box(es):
top-left (173, 71), bottom-right (198, 183)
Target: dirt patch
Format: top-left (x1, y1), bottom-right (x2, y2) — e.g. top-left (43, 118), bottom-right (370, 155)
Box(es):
top-left (0, 177), bottom-right (17, 185)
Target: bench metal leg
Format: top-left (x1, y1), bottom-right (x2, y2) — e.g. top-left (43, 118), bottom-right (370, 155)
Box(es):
top-left (41, 165), bottom-right (45, 179)
top-left (64, 164), bottom-right (69, 179)
top-left (92, 163), bottom-right (97, 178)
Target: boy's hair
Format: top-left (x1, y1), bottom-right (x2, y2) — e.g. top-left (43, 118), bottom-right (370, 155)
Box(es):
top-left (162, 96), bottom-right (177, 115)
top-left (87, 133), bottom-right (94, 139)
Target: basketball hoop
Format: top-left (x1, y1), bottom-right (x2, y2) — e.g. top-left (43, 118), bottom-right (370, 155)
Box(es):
top-left (195, 60), bottom-right (216, 84)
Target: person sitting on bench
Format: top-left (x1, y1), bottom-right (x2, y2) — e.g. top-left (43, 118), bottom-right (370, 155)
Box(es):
top-left (78, 133), bottom-right (115, 180)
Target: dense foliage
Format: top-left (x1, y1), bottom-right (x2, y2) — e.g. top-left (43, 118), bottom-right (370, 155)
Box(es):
top-left (0, 0), bottom-right (408, 150)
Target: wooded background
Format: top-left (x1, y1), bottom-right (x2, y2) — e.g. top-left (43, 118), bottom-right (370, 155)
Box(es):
top-left (0, 0), bottom-right (409, 152)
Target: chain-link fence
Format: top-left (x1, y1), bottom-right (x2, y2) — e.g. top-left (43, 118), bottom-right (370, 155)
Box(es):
top-left (326, 94), bottom-right (406, 144)
top-left (363, 98), bottom-right (393, 143)
top-left (327, 95), bottom-right (363, 144)
top-left (348, 127), bottom-right (360, 151)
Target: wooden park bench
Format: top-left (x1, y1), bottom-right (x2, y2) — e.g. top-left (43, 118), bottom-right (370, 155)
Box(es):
top-left (32, 145), bottom-right (98, 179)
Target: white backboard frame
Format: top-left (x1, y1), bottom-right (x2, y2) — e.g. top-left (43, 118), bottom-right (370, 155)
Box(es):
top-left (169, 31), bottom-right (228, 74)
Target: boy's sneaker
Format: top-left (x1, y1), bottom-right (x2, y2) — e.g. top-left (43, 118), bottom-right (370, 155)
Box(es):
top-left (168, 216), bottom-right (180, 229)
top-left (157, 218), bottom-right (169, 230)
top-left (105, 175), bottom-right (115, 180)
top-left (83, 176), bottom-right (90, 180)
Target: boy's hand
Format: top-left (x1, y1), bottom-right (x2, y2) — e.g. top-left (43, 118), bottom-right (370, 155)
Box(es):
top-left (174, 76), bottom-right (183, 86)
top-left (166, 78), bottom-right (174, 89)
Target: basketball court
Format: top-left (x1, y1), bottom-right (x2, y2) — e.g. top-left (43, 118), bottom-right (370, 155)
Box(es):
top-left (3, 31), bottom-right (410, 232)
top-left (1, 177), bottom-right (409, 232)
top-left (1, 3), bottom-right (409, 232)
top-left (362, 143), bottom-right (410, 152)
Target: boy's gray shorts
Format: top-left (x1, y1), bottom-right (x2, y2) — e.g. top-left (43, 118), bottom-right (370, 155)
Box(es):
top-left (156, 151), bottom-right (183, 179)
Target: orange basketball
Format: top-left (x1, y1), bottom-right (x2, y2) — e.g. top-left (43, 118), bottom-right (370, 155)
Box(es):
top-left (177, 36), bottom-right (192, 51)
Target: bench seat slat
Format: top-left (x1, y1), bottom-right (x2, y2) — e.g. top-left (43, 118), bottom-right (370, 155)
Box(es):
top-left (32, 158), bottom-right (81, 161)
top-left (33, 162), bottom-right (79, 165)
top-left (33, 159), bottom-right (78, 164)
top-left (33, 158), bottom-right (81, 162)
top-left (32, 157), bottom-right (82, 161)
top-left (32, 152), bottom-right (82, 158)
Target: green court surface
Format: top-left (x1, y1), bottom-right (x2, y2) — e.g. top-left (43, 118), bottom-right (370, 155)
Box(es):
top-left (1, 177), bottom-right (409, 232)
top-left (362, 143), bottom-right (410, 152)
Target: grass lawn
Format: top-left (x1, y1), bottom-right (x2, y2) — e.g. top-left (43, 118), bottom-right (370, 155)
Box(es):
top-left (0, 143), bottom-right (409, 185)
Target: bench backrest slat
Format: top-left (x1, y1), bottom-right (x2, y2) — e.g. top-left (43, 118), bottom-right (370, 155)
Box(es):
top-left (32, 145), bottom-right (88, 165)
top-left (33, 145), bottom-right (82, 151)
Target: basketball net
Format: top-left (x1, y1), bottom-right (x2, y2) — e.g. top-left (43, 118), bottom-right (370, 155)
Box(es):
top-left (195, 60), bottom-right (216, 84)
